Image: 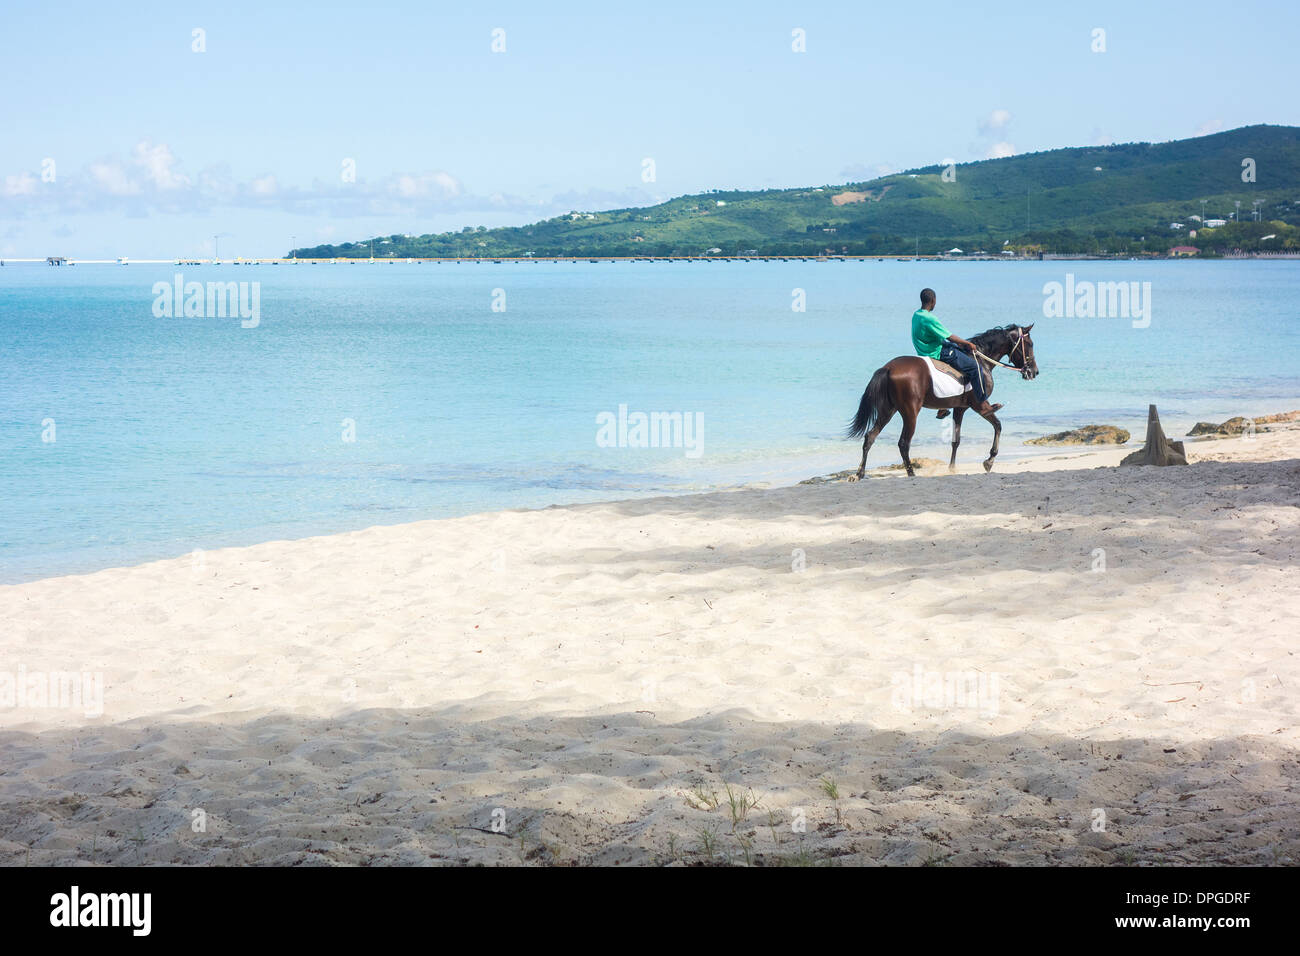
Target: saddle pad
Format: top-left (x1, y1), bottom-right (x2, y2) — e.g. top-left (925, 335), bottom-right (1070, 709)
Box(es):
top-left (923, 357), bottom-right (973, 398)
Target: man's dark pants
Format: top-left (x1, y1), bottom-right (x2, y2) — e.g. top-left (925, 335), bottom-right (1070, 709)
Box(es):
top-left (937, 342), bottom-right (989, 407)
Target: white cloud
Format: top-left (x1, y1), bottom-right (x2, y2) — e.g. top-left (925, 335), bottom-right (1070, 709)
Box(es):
top-left (1, 142), bottom-right (623, 228)
top-left (978, 109), bottom-right (1012, 135)
top-left (1194, 119), bottom-right (1224, 137)
top-left (88, 162), bottom-right (140, 195)
top-left (391, 171), bottom-right (461, 199)
top-left (3, 173), bottom-right (37, 197)
top-left (132, 141), bottom-right (190, 190)
top-left (986, 142), bottom-right (1016, 159)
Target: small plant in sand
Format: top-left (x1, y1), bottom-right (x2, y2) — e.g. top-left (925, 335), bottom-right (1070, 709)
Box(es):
top-left (766, 809), bottom-right (784, 846)
top-left (696, 826), bottom-right (719, 860)
top-left (688, 783), bottom-right (719, 811)
top-left (723, 782), bottom-right (763, 831)
top-left (735, 832), bottom-right (755, 866)
top-left (820, 776), bottom-right (842, 824)
top-left (777, 840), bottom-right (817, 867)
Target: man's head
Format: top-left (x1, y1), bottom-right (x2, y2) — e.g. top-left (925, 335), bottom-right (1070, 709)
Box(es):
top-left (920, 288), bottom-right (936, 310)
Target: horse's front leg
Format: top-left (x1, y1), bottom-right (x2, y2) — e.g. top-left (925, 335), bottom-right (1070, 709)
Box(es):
top-left (947, 407), bottom-right (965, 473)
top-left (980, 408), bottom-right (1002, 472)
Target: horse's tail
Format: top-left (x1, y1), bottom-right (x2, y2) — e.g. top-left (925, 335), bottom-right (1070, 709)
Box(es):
top-left (847, 366), bottom-right (892, 439)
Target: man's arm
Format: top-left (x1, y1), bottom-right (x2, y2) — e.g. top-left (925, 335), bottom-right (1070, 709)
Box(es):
top-left (946, 333), bottom-right (977, 353)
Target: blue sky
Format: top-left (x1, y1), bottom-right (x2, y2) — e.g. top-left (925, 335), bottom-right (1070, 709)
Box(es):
top-left (2, 0), bottom-right (1296, 257)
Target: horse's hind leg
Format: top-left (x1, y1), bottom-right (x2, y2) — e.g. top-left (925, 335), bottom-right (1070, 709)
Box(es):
top-left (850, 410), bottom-right (895, 481)
top-left (947, 407), bottom-right (966, 473)
top-left (980, 408), bottom-right (1002, 472)
top-left (898, 406), bottom-right (919, 477)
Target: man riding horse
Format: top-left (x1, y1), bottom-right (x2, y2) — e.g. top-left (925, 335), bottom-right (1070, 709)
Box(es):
top-left (912, 287), bottom-right (1002, 416)
top-left (846, 290), bottom-right (1038, 479)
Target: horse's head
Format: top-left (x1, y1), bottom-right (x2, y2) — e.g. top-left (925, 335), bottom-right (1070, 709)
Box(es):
top-left (1009, 324), bottom-right (1038, 380)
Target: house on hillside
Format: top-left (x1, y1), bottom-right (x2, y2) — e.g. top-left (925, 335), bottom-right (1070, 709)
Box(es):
top-left (1205, 219), bottom-right (1227, 228)
top-left (1170, 245), bottom-right (1200, 257)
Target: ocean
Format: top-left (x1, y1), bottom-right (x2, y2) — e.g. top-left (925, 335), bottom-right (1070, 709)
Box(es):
top-left (2, 258), bottom-right (1298, 582)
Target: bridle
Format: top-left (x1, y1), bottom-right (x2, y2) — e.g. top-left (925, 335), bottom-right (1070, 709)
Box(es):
top-left (974, 327), bottom-right (1030, 374)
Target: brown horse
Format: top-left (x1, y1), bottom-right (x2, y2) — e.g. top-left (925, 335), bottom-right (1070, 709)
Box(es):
top-left (846, 324), bottom-right (1038, 479)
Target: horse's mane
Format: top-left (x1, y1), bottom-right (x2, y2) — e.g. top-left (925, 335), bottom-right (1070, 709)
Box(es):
top-left (969, 324), bottom-right (1021, 351)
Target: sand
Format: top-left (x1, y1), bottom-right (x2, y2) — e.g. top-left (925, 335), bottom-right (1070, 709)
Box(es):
top-left (2, 426), bottom-right (1298, 866)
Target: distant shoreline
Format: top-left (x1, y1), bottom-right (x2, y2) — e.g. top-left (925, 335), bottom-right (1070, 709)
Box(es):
top-left (8, 253), bottom-right (1300, 265)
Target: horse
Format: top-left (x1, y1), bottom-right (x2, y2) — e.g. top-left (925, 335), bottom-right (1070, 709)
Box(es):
top-left (846, 324), bottom-right (1039, 479)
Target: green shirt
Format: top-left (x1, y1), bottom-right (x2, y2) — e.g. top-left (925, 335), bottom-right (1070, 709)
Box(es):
top-left (911, 308), bottom-right (950, 359)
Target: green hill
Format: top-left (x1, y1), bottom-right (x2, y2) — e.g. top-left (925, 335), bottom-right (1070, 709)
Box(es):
top-left (295, 125), bottom-right (1300, 259)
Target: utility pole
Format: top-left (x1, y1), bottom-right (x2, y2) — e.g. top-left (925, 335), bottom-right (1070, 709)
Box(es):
top-left (1234, 200), bottom-right (1241, 222)
top-left (1201, 199), bottom-right (1207, 223)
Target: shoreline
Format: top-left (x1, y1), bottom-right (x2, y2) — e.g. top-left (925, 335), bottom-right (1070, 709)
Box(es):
top-left (6, 411), bottom-right (1296, 588)
top-left (10, 254), bottom-right (1300, 266)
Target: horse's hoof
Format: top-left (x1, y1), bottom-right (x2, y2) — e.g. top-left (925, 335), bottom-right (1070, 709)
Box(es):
top-left (847, 473), bottom-right (861, 483)
top-left (948, 466), bottom-right (956, 474)
top-left (983, 460), bottom-right (994, 472)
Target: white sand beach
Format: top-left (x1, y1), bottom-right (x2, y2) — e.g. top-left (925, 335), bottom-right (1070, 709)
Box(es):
top-left (2, 424), bottom-right (1298, 866)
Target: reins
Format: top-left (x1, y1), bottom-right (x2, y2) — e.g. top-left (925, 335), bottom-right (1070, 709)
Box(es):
top-left (973, 329), bottom-right (1027, 372)
top-left (974, 349), bottom-right (1020, 371)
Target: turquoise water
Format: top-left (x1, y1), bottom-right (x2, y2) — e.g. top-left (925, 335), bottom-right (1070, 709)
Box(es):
top-left (2, 259), bottom-right (1298, 583)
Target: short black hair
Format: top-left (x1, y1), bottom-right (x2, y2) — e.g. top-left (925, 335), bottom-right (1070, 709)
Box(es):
top-left (920, 288), bottom-right (936, 308)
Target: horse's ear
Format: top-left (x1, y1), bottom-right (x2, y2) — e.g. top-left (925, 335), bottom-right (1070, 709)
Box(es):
top-left (1024, 323), bottom-right (1034, 333)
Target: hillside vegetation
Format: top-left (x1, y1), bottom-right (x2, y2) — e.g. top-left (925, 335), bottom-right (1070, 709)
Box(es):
top-left (295, 125), bottom-right (1300, 259)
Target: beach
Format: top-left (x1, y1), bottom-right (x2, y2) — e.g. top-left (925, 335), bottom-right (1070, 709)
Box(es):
top-left (2, 424), bottom-right (1298, 866)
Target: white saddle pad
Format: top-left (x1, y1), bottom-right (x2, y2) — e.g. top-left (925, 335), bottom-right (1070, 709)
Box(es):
top-left (923, 357), bottom-right (973, 399)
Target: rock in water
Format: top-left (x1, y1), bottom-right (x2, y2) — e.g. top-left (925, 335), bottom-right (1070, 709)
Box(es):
top-left (1120, 405), bottom-right (1188, 466)
top-left (1025, 425), bottom-right (1130, 445)
top-left (1188, 416), bottom-right (1268, 437)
